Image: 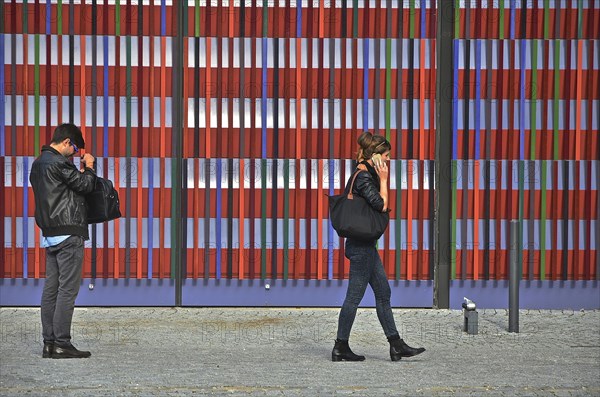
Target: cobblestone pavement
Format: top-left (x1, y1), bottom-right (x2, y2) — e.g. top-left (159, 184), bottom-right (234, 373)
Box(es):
top-left (1, 307), bottom-right (599, 396)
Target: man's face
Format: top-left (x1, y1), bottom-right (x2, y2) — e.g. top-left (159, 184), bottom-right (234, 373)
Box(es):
top-left (60, 138), bottom-right (79, 158)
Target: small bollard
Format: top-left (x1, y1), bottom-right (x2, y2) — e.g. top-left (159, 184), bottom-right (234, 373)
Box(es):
top-left (462, 297), bottom-right (478, 335)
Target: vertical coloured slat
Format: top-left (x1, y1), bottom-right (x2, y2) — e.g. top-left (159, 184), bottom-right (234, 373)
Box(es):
top-left (395, 3), bottom-right (403, 279)
top-left (294, 0), bottom-right (302, 280)
top-left (327, 2), bottom-right (336, 281)
top-left (305, 2), bottom-right (313, 280)
top-left (484, 31), bottom-right (492, 279)
top-left (584, 14), bottom-right (596, 278)
top-left (283, 2), bottom-right (291, 280)
top-left (204, 34), bottom-right (211, 279)
top-left (249, 4), bottom-right (256, 280)
top-left (23, 158), bottom-right (28, 278)
top-left (125, 23), bottom-right (132, 278)
top-left (0, 18), bottom-right (5, 274)
top-left (137, 1), bottom-right (144, 279)
top-left (261, 31), bottom-right (267, 279)
top-left (473, 39), bottom-right (481, 280)
top-left (562, 39), bottom-right (571, 280)
top-left (574, 39), bottom-right (582, 278)
top-left (530, 38), bottom-right (539, 280)
top-left (239, 2), bottom-right (246, 280)
top-left (451, 40), bottom-right (459, 280)
top-left (461, 38), bottom-right (470, 279)
top-left (89, 0), bottom-right (97, 281)
top-left (518, 38), bottom-right (525, 276)
top-left (216, 32), bottom-right (223, 280)
top-left (114, 158), bottom-right (121, 277)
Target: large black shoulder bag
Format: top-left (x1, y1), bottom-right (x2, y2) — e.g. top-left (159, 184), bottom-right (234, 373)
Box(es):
top-left (328, 170), bottom-right (389, 241)
top-left (86, 176), bottom-right (122, 224)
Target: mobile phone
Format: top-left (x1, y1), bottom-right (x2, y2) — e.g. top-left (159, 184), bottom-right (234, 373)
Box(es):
top-left (371, 153), bottom-right (382, 165)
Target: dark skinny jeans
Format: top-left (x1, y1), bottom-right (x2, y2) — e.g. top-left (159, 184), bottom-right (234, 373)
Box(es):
top-left (336, 238), bottom-right (399, 341)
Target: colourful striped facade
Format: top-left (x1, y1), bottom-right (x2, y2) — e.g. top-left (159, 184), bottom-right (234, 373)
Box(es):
top-left (1, 1), bottom-right (598, 307)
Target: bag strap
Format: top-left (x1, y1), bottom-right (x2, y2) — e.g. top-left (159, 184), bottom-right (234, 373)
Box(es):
top-left (347, 170), bottom-right (365, 200)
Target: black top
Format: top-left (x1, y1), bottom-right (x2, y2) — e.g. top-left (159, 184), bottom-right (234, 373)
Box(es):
top-left (345, 161), bottom-right (385, 213)
top-left (30, 146), bottom-right (96, 239)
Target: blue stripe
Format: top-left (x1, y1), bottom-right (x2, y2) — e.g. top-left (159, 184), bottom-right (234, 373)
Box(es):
top-left (262, 38), bottom-right (267, 158)
top-left (296, 0), bottom-right (302, 38)
top-left (520, 39), bottom-right (525, 160)
top-left (328, 159), bottom-right (335, 280)
top-left (475, 39), bottom-right (481, 160)
top-left (216, 160), bottom-right (222, 279)
top-left (46, 0), bottom-right (51, 34)
top-left (103, 36), bottom-right (109, 156)
top-left (452, 40), bottom-right (459, 160)
top-left (363, 39), bottom-right (369, 131)
top-left (23, 158), bottom-right (29, 278)
top-left (0, 34), bottom-right (4, 156)
top-left (420, 0), bottom-right (426, 38)
top-left (509, 0), bottom-right (516, 40)
top-left (161, 0), bottom-right (167, 36)
top-left (148, 159), bottom-right (154, 279)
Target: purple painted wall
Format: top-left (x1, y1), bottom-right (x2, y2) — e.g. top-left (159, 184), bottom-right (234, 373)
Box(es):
top-left (1, 279), bottom-right (598, 309)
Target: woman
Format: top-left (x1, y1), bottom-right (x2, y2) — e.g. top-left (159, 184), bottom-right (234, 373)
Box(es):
top-left (332, 131), bottom-right (426, 362)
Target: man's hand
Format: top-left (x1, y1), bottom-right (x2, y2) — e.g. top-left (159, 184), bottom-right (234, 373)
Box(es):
top-left (81, 153), bottom-right (96, 170)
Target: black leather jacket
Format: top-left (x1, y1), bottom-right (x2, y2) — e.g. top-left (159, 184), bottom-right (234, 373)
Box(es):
top-left (30, 146), bottom-right (96, 239)
top-left (345, 161), bottom-right (385, 213)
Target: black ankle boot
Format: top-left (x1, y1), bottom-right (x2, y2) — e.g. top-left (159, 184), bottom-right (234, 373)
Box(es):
top-left (388, 336), bottom-right (425, 361)
top-left (331, 339), bottom-right (365, 362)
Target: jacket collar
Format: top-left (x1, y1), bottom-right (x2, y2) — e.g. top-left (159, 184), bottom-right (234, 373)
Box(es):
top-left (42, 145), bottom-right (61, 155)
top-left (359, 160), bottom-right (379, 182)
top-left (41, 145), bottom-right (69, 159)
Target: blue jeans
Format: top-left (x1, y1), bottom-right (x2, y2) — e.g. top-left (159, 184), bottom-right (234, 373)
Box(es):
top-left (336, 239), bottom-right (399, 340)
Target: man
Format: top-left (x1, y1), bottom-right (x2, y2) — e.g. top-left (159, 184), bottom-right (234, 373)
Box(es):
top-left (30, 123), bottom-right (96, 359)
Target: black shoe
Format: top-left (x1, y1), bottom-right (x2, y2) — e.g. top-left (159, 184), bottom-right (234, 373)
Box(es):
top-left (42, 342), bottom-right (54, 358)
top-left (332, 339), bottom-right (365, 362)
top-left (52, 344), bottom-right (91, 359)
top-left (388, 337), bottom-right (425, 361)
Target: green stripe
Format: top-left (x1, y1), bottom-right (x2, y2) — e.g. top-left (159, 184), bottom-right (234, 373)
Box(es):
top-left (261, 159), bottom-right (267, 279)
top-left (34, 34), bottom-right (40, 155)
top-left (395, 160), bottom-right (402, 280)
top-left (57, 0), bottom-right (62, 35)
top-left (518, 161), bottom-right (524, 271)
top-left (353, 0), bottom-right (358, 38)
top-left (543, 0), bottom-right (549, 40)
top-left (385, 38), bottom-right (391, 139)
top-left (540, 160), bottom-right (547, 280)
top-left (454, 0), bottom-right (460, 39)
top-left (195, 0), bottom-right (200, 37)
top-left (553, 40), bottom-right (559, 160)
top-left (283, 159), bottom-right (289, 280)
top-left (126, 36), bottom-right (132, 157)
top-left (116, 0), bottom-right (121, 36)
top-left (531, 39), bottom-right (538, 160)
top-left (498, 0), bottom-right (504, 40)
top-left (263, 0), bottom-right (268, 37)
top-left (23, 0), bottom-right (28, 33)
top-left (577, 0), bottom-right (583, 39)
top-left (451, 161), bottom-right (457, 279)
top-left (409, 0), bottom-right (415, 39)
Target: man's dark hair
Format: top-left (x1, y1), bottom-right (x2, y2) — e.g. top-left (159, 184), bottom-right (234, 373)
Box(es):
top-left (51, 123), bottom-right (85, 149)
